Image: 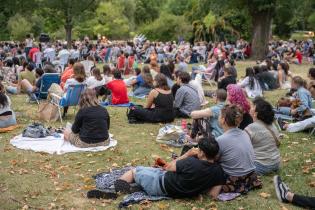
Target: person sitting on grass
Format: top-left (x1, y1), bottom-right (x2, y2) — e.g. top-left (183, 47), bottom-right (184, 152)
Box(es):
top-left (215, 104), bottom-right (262, 194)
top-left (238, 67), bottom-right (263, 98)
top-left (174, 71), bottom-right (201, 118)
top-left (63, 89), bottom-right (110, 148)
top-left (86, 67), bottom-right (105, 89)
top-left (106, 69), bottom-right (129, 105)
top-left (274, 175), bottom-right (315, 209)
top-left (87, 136), bottom-right (226, 199)
top-left (129, 74), bottom-right (175, 123)
top-left (190, 89), bottom-right (227, 138)
top-left (0, 82), bottom-right (17, 128)
top-left (217, 66), bottom-right (237, 91)
top-left (226, 84), bottom-right (253, 129)
top-left (245, 97), bottom-right (281, 175)
top-left (129, 65), bottom-right (153, 97)
top-left (275, 76), bottom-right (313, 121)
top-left (6, 63), bottom-right (36, 95)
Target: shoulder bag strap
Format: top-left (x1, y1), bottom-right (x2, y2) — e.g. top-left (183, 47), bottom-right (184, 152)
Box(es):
top-left (260, 122), bottom-right (280, 148)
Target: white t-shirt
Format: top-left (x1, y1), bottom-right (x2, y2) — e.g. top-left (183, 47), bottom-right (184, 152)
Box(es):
top-left (238, 77), bottom-right (263, 98)
top-left (86, 76), bottom-right (105, 89)
top-left (25, 38), bottom-right (33, 48)
top-left (64, 78), bottom-right (86, 91)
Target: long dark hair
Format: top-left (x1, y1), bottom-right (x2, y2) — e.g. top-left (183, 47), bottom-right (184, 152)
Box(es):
top-left (160, 64), bottom-right (174, 80)
top-left (245, 67), bottom-right (256, 90)
top-left (0, 83), bottom-right (8, 109)
top-left (154, 73), bottom-right (170, 90)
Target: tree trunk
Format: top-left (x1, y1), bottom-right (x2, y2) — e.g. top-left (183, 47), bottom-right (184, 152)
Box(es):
top-left (65, 24), bottom-right (72, 49)
top-left (250, 9), bottom-right (273, 60)
top-left (64, 7), bottom-right (72, 49)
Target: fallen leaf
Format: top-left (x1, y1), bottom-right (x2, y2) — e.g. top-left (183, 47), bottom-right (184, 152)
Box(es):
top-left (280, 205), bottom-right (289, 210)
top-left (309, 181), bottom-right (315, 187)
top-left (259, 192), bottom-right (271, 198)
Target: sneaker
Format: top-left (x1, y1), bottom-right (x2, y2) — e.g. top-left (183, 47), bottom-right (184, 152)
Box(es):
top-left (87, 189), bottom-right (117, 199)
top-left (114, 179), bottom-right (142, 194)
top-left (277, 118), bottom-right (286, 131)
top-left (273, 175), bottom-right (290, 203)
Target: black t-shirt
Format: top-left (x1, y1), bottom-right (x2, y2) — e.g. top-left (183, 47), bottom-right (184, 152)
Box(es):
top-left (72, 105), bottom-right (110, 143)
top-left (163, 157), bottom-right (226, 198)
top-left (217, 76), bottom-right (236, 91)
top-left (239, 112), bottom-right (253, 130)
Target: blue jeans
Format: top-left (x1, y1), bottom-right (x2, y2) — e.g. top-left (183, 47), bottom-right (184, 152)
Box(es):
top-left (274, 107), bottom-right (293, 120)
top-left (254, 161), bottom-right (280, 175)
top-left (0, 113), bottom-right (17, 128)
top-left (133, 86), bottom-right (151, 97)
top-left (134, 167), bottom-right (167, 196)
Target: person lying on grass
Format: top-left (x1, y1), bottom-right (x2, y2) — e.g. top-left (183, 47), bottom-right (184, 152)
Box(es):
top-left (87, 136), bottom-right (226, 199)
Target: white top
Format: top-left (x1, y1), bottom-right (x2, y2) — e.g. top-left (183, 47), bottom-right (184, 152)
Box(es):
top-left (189, 80), bottom-right (207, 105)
top-left (64, 78), bottom-right (86, 91)
top-left (238, 77), bottom-right (263, 98)
top-left (25, 38), bottom-right (33, 48)
top-left (86, 76), bottom-right (106, 89)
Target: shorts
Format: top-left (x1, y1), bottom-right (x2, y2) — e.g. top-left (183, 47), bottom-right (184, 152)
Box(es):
top-left (134, 166), bottom-right (167, 196)
top-left (68, 132), bottom-right (109, 148)
top-left (6, 86), bottom-right (18, 94)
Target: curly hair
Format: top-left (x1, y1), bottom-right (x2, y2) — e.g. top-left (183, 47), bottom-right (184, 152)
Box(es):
top-left (227, 84), bottom-right (250, 113)
top-left (220, 104), bottom-right (244, 127)
top-left (252, 97), bottom-right (274, 125)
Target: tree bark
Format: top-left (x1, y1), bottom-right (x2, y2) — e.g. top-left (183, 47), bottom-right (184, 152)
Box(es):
top-left (250, 9), bottom-right (273, 60)
top-left (64, 7), bottom-right (72, 49)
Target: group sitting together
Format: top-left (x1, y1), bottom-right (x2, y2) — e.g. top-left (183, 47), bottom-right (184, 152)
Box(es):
top-left (0, 40), bottom-right (314, 209)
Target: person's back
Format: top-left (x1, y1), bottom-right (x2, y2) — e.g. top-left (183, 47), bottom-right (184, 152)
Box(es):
top-left (164, 156), bottom-right (225, 197)
top-left (175, 84), bottom-right (201, 115)
top-left (72, 105), bottom-right (110, 143)
top-left (217, 128), bottom-right (255, 176)
top-left (153, 91), bottom-right (173, 110)
top-left (19, 69), bottom-right (35, 85)
top-left (257, 71), bottom-right (278, 90)
top-left (106, 70), bottom-right (129, 104)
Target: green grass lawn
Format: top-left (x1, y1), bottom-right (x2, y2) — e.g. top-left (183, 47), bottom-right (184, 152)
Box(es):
top-left (0, 61), bottom-right (314, 210)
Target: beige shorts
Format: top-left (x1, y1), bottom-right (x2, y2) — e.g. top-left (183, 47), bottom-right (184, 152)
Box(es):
top-left (68, 132), bottom-right (109, 148)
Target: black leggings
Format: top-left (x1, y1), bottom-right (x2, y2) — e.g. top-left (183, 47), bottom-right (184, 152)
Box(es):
top-left (292, 194), bottom-right (315, 209)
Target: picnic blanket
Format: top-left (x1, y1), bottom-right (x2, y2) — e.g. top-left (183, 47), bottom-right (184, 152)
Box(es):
top-left (0, 124), bottom-right (19, 133)
top-left (10, 134), bottom-right (117, 155)
top-left (100, 102), bottom-right (135, 107)
top-left (93, 167), bottom-right (170, 208)
top-left (93, 167), bottom-right (240, 208)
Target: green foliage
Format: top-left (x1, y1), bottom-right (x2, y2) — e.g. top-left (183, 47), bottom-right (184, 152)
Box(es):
top-left (7, 14), bottom-right (33, 41)
top-left (139, 13), bottom-right (192, 41)
top-left (308, 13), bottom-right (315, 30)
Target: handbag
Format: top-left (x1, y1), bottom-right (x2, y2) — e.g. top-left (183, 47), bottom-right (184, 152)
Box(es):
top-left (38, 102), bottom-right (59, 122)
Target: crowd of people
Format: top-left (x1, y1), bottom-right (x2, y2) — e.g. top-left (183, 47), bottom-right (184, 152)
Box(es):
top-left (0, 35), bottom-right (314, 209)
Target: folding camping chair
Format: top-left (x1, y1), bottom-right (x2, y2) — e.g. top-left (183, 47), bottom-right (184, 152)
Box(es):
top-left (50, 84), bottom-right (86, 123)
top-left (37, 73), bottom-right (60, 100)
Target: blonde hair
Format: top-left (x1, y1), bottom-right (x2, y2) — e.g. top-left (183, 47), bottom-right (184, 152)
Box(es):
top-left (79, 89), bottom-right (99, 109)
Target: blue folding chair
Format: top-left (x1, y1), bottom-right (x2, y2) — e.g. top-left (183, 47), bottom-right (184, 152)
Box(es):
top-left (50, 84), bottom-right (86, 123)
top-left (37, 73), bottom-right (60, 100)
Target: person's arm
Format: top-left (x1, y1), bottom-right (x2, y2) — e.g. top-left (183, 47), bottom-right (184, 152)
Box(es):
top-left (145, 89), bottom-right (157, 109)
top-left (191, 108), bottom-right (212, 119)
top-left (164, 148), bottom-right (198, 172)
top-left (278, 71), bottom-right (283, 88)
top-left (238, 77), bottom-right (249, 88)
top-left (71, 110), bottom-right (83, 134)
top-left (105, 108), bottom-right (110, 130)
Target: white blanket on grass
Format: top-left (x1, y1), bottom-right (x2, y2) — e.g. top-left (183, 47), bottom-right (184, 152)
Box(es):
top-left (10, 134), bottom-right (117, 155)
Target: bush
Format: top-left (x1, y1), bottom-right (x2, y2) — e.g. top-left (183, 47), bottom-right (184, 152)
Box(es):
top-left (7, 14), bottom-right (32, 41)
top-left (139, 13), bottom-right (192, 41)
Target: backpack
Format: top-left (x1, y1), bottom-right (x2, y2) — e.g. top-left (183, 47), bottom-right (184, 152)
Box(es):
top-left (22, 123), bottom-right (50, 138)
top-left (126, 105), bottom-right (144, 124)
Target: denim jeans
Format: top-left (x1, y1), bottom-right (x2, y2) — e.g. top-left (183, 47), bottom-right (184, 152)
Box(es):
top-left (0, 113), bottom-right (17, 128)
top-left (134, 167), bottom-right (167, 196)
top-left (287, 116), bottom-right (315, 132)
top-left (254, 161), bottom-right (280, 175)
top-left (274, 107), bottom-right (293, 121)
